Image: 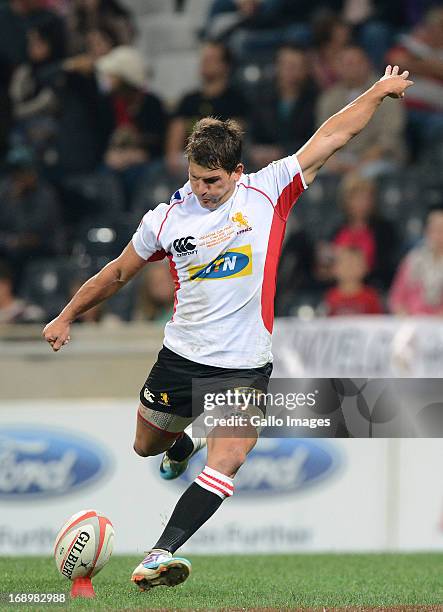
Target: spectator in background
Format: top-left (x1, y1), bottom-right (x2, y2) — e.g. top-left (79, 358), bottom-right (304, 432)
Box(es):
top-left (389, 206), bottom-right (443, 316)
top-left (0, 58), bottom-right (12, 162)
top-left (103, 127), bottom-right (151, 209)
top-left (323, 246), bottom-right (383, 316)
top-left (0, 0), bottom-right (62, 158)
top-left (207, 0), bottom-right (343, 26)
top-left (0, 145), bottom-right (62, 286)
top-left (96, 46), bottom-right (167, 207)
top-left (341, 0), bottom-right (409, 69)
top-left (165, 41), bottom-right (249, 176)
top-left (0, 259), bottom-right (45, 323)
top-left (248, 44), bottom-right (318, 170)
top-left (9, 19), bottom-right (66, 162)
top-left (38, 25), bottom-right (117, 175)
top-left (44, 48), bottom-right (113, 175)
top-left (387, 7), bottom-right (443, 148)
top-left (206, 0), bottom-right (280, 39)
top-left (0, 0), bottom-right (64, 69)
top-left (133, 261), bottom-right (174, 324)
top-left (41, 0), bottom-right (70, 15)
top-left (316, 45), bottom-right (406, 177)
top-left (97, 46), bottom-right (166, 161)
top-left (85, 25), bottom-right (118, 61)
top-left (205, 0), bottom-right (343, 40)
top-left (310, 12), bottom-right (351, 90)
top-left (66, 0), bottom-right (134, 54)
top-left (331, 173), bottom-right (398, 290)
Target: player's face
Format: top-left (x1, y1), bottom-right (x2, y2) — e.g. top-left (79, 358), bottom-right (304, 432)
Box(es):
top-left (189, 160), bottom-right (243, 210)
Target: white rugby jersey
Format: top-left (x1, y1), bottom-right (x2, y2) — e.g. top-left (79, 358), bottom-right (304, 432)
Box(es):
top-left (132, 155), bottom-right (307, 368)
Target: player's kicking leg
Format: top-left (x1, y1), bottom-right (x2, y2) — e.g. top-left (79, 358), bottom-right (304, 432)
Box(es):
top-left (131, 418), bottom-right (258, 591)
top-left (132, 402), bottom-right (196, 590)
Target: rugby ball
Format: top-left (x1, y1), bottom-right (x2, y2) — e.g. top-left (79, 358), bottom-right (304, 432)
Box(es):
top-left (54, 509), bottom-right (114, 580)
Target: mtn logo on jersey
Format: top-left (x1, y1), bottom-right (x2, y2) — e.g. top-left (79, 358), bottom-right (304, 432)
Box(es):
top-left (173, 235), bottom-right (197, 257)
top-left (232, 212), bottom-right (252, 235)
top-left (188, 245), bottom-right (252, 281)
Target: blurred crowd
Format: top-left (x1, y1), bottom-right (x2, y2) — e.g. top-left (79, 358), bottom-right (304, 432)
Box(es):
top-left (1, 0), bottom-right (443, 325)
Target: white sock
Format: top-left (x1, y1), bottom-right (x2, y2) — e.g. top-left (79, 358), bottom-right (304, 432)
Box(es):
top-left (194, 465), bottom-right (234, 500)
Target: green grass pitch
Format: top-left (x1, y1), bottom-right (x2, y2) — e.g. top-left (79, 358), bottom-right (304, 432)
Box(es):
top-left (1, 553), bottom-right (442, 610)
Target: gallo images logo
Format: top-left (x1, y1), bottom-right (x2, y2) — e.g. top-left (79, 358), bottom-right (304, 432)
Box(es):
top-left (0, 427), bottom-right (112, 500)
top-left (175, 438), bottom-right (341, 496)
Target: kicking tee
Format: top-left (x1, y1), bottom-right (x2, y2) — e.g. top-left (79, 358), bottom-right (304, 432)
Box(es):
top-left (132, 155), bottom-right (307, 368)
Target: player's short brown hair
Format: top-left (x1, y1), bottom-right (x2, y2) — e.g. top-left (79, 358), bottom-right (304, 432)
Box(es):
top-left (185, 117), bottom-right (243, 174)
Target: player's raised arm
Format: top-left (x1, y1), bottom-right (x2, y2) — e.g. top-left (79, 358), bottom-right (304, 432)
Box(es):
top-left (297, 65), bottom-right (414, 185)
top-left (42, 242), bottom-right (146, 352)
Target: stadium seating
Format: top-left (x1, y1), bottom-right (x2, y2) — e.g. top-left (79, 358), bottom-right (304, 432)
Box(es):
top-left (107, 277), bottom-right (140, 321)
top-left (150, 51), bottom-right (200, 105)
top-left (72, 216), bottom-right (137, 261)
top-left (19, 255), bottom-right (139, 322)
top-left (60, 173), bottom-right (125, 226)
top-left (186, 0), bottom-right (210, 28)
top-left (19, 259), bottom-right (84, 320)
top-left (295, 175), bottom-right (342, 240)
top-left (131, 165), bottom-right (184, 217)
top-left (137, 14), bottom-right (198, 57)
top-left (121, 0), bottom-right (174, 16)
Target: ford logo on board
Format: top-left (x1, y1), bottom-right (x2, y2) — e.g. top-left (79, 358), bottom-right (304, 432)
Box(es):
top-left (0, 427), bottom-right (111, 500)
top-left (177, 438), bottom-right (341, 496)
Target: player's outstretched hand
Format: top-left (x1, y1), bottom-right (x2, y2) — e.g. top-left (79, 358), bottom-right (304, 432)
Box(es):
top-left (42, 317), bottom-right (71, 352)
top-left (377, 65), bottom-right (414, 99)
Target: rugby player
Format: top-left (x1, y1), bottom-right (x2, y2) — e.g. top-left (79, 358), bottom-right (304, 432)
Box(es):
top-left (43, 65), bottom-right (412, 590)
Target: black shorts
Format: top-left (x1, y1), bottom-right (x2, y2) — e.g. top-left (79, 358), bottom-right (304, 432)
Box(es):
top-left (139, 346), bottom-right (273, 419)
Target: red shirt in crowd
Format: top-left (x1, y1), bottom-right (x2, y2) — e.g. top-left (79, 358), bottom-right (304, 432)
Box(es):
top-left (325, 286), bottom-right (384, 316)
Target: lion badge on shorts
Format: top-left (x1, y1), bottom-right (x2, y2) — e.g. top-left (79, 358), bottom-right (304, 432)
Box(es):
top-left (159, 392), bottom-right (170, 406)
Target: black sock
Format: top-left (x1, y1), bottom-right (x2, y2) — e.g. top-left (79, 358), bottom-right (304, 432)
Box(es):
top-left (166, 432), bottom-right (194, 462)
top-left (154, 466), bottom-right (234, 553)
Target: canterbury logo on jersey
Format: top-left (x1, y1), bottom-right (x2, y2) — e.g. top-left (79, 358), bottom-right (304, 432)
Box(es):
top-left (188, 245), bottom-right (252, 280)
top-left (173, 236), bottom-right (197, 256)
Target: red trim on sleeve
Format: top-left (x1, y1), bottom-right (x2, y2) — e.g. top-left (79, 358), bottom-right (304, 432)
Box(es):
top-left (261, 173), bottom-right (304, 333)
top-left (148, 249), bottom-right (167, 262)
top-left (275, 173), bottom-right (304, 220)
top-left (261, 213), bottom-right (286, 334)
top-left (167, 253), bottom-right (180, 321)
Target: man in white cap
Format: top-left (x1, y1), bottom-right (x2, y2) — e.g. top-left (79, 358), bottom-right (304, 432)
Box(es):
top-left (96, 45), bottom-right (166, 166)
